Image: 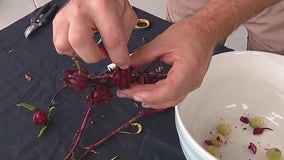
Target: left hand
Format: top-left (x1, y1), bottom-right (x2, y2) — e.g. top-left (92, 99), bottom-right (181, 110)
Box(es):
top-left (52, 0), bottom-right (137, 68)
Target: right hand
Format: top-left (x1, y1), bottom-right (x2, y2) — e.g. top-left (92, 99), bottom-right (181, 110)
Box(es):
top-left (117, 17), bottom-right (216, 109)
top-left (52, 0), bottom-right (137, 68)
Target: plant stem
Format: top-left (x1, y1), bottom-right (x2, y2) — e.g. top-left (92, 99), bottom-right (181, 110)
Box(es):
top-left (48, 85), bottom-right (68, 109)
top-left (64, 107), bottom-right (94, 160)
top-left (72, 56), bottom-right (82, 75)
top-left (89, 74), bottom-right (109, 80)
top-left (79, 109), bottom-right (164, 160)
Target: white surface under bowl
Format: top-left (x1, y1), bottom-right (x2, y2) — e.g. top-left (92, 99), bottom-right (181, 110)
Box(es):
top-left (175, 51), bottom-right (284, 160)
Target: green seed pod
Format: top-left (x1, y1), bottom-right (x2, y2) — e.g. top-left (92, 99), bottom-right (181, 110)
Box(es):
top-left (250, 116), bottom-right (264, 128)
top-left (204, 145), bottom-right (219, 157)
top-left (266, 148), bottom-right (282, 160)
top-left (216, 123), bottom-right (232, 137)
top-left (211, 133), bottom-right (226, 147)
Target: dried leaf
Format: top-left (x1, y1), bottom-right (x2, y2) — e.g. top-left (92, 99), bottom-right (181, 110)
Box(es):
top-left (8, 49), bottom-right (15, 55)
top-left (24, 74), bottom-right (32, 81)
top-left (120, 123), bottom-right (142, 135)
top-left (110, 155), bottom-right (120, 160)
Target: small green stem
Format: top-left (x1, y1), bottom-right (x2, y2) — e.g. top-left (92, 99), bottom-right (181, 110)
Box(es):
top-left (72, 56), bottom-right (82, 75)
top-left (48, 85), bottom-right (68, 109)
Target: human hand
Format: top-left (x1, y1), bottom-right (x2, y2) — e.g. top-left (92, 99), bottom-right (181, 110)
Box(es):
top-left (52, 0), bottom-right (137, 68)
top-left (117, 18), bottom-right (217, 109)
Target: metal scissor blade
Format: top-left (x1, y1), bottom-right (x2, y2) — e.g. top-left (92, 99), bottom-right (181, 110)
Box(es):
top-left (24, 25), bottom-right (37, 38)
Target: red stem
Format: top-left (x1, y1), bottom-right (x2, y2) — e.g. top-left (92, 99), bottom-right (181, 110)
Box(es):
top-left (64, 107), bottom-right (94, 160)
top-left (79, 109), bottom-right (164, 160)
top-left (89, 74), bottom-right (109, 80)
top-left (48, 85), bottom-right (68, 109)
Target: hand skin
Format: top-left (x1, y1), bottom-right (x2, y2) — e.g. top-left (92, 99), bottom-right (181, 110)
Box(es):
top-left (52, 0), bottom-right (137, 69)
top-left (117, 0), bottom-right (280, 109)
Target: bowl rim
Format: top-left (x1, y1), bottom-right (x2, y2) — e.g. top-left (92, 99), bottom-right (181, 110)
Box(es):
top-left (175, 106), bottom-right (217, 160)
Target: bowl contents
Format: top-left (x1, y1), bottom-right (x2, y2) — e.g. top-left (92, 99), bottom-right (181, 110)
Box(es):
top-left (266, 148), bottom-right (282, 160)
top-left (240, 115), bottom-right (273, 135)
top-left (203, 123), bottom-right (232, 159)
top-left (204, 145), bottom-right (219, 157)
top-left (216, 123), bottom-right (232, 137)
top-left (211, 133), bottom-right (227, 147)
top-left (250, 116), bottom-right (265, 128)
top-left (203, 114), bottom-right (281, 160)
top-left (253, 127), bottom-right (273, 135)
top-left (240, 116), bottom-right (250, 124)
top-left (248, 142), bottom-right (257, 154)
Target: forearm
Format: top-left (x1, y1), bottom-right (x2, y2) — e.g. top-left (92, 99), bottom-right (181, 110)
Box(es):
top-left (183, 0), bottom-right (280, 46)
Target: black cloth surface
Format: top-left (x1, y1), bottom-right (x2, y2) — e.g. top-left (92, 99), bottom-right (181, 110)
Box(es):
top-left (0, 0), bottom-right (233, 159)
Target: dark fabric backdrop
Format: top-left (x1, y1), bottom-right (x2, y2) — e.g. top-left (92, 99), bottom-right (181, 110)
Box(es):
top-left (0, 0), bottom-right (232, 159)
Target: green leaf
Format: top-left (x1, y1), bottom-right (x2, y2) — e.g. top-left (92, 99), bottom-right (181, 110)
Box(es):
top-left (16, 103), bottom-right (36, 111)
top-left (38, 125), bottom-right (48, 138)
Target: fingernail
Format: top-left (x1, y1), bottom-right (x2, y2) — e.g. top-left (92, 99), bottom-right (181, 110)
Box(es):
top-left (117, 91), bottom-right (127, 98)
top-left (133, 95), bottom-right (143, 102)
top-left (120, 64), bottom-right (129, 70)
top-left (142, 103), bottom-right (151, 108)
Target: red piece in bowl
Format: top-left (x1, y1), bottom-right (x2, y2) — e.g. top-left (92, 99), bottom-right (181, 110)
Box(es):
top-left (253, 127), bottom-right (273, 135)
top-left (240, 116), bottom-right (250, 124)
top-left (248, 142), bottom-right (257, 154)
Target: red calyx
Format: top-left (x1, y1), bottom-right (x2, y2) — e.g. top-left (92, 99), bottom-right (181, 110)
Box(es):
top-left (111, 68), bottom-right (133, 89)
top-left (87, 85), bottom-right (112, 107)
top-left (33, 110), bottom-right (48, 126)
top-left (63, 67), bottom-right (88, 92)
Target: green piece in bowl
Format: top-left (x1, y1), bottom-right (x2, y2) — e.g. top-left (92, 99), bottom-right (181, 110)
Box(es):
top-left (266, 148), bottom-right (282, 160)
top-left (211, 133), bottom-right (226, 147)
top-left (204, 145), bottom-right (219, 157)
top-left (216, 123), bottom-right (232, 137)
top-left (250, 116), bottom-right (265, 128)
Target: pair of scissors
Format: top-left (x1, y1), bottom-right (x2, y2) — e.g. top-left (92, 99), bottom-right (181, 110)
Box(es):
top-left (24, 2), bottom-right (58, 38)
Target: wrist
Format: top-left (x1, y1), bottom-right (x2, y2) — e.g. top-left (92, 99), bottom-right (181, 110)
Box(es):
top-left (180, 16), bottom-right (218, 52)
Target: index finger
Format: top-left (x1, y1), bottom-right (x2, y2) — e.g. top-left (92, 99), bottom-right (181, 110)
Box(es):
top-left (118, 60), bottom-right (194, 108)
top-left (90, 4), bottom-right (132, 69)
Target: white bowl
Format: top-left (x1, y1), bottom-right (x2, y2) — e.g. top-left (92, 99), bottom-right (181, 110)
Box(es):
top-left (175, 51), bottom-right (284, 160)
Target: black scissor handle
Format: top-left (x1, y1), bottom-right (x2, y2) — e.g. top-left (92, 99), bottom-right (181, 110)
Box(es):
top-left (30, 2), bottom-right (58, 25)
top-left (41, 4), bottom-right (58, 25)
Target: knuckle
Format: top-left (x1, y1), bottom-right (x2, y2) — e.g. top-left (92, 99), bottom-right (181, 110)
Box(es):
top-left (68, 31), bottom-right (83, 48)
top-left (103, 34), bottom-right (122, 49)
top-left (53, 38), bottom-right (69, 54)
